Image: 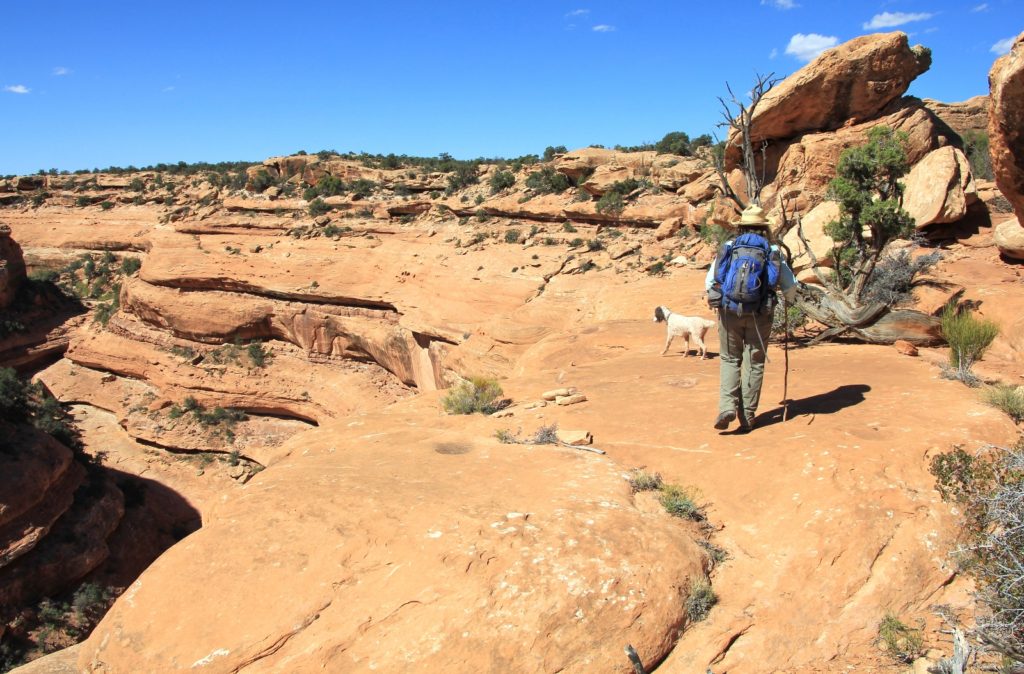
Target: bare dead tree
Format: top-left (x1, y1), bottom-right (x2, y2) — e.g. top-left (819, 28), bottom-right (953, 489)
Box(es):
top-left (713, 73), bottom-right (780, 210)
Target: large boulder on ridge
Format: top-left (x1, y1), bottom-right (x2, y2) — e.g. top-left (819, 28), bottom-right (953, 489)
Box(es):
top-left (988, 32), bottom-right (1024, 222)
top-left (903, 146), bottom-right (977, 228)
top-left (735, 32), bottom-right (931, 157)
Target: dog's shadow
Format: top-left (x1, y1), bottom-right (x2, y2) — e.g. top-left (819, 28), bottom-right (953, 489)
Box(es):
top-left (754, 384), bottom-right (871, 428)
top-left (664, 351), bottom-right (719, 360)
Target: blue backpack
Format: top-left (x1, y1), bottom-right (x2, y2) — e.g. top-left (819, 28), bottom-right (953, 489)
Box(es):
top-left (714, 232), bottom-right (780, 315)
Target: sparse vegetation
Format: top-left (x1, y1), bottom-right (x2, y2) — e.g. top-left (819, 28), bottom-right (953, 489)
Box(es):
top-left (442, 377), bottom-right (504, 415)
top-left (659, 484), bottom-right (703, 520)
top-left (489, 170), bottom-right (516, 194)
top-left (930, 442), bottom-right (1024, 662)
top-left (962, 130), bottom-right (993, 181)
top-left (504, 229), bottom-right (521, 244)
top-left (941, 305), bottom-right (998, 385)
top-left (982, 385), bottom-right (1024, 423)
top-left (308, 198), bottom-right (331, 217)
top-left (525, 167), bottom-right (571, 195)
top-left (877, 614), bottom-right (923, 664)
top-left (863, 249), bottom-right (942, 307)
top-left (685, 578), bottom-right (717, 623)
top-left (627, 468), bottom-right (663, 493)
top-left (246, 341), bottom-right (271, 368)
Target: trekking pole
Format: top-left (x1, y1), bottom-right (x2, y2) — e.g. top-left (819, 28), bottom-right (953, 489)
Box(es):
top-left (782, 294), bottom-right (791, 422)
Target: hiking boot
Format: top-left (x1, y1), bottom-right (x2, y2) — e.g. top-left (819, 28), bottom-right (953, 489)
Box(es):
top-left (713, 410), bottom-right (736, 430)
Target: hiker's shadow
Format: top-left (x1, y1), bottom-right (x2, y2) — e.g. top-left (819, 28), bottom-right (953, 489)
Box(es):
top-left (756, 384), bottom-right (871, 428)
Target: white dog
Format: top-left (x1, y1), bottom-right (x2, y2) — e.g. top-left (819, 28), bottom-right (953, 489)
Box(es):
top-left (653, 306), bottom-right (715, 358)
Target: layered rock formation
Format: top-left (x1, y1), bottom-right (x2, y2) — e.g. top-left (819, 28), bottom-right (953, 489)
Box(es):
top-left (3, 29), bottom-right (1024, 674)
top-left (0, 224), bottom-right (26, 308)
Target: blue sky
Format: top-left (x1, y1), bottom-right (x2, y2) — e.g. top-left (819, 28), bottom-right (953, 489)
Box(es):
top-left (1, 1), bottom-right (1020, 175)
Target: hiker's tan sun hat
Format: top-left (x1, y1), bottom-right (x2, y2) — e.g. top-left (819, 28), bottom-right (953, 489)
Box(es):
top-left (732, 205), bottom-right (771, 228)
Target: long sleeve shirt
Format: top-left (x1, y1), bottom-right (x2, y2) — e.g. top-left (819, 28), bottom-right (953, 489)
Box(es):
top-left (704, 241), bottom-right (799, 302)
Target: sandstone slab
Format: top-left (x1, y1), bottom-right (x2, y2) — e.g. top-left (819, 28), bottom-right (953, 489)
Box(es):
top-left (988, 32), bottom-right (1024, 221)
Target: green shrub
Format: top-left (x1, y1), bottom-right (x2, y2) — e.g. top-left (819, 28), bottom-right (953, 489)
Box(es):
top-left (646, 261), bottom-right (666, 276)
top-left (504, 229), bottom-right (521, 244)
top-left (595, 190), bottom-right (625, 216)
top-left (250, 170), bottom-right (276, 192)
top-left (542, 145), bottom-right (567, 161)
top-left (962, 130), bottom-right (993, 181)
top-left (442, 377), bottom-right (504, 415)
top-left (120, 257), bottom-right (142, 275)
top-left (308, 198), bottom-right (331, 217)
top-left (877, 614), bottom-right (922, 664)
top-left (699, 222), bottom-right (730, 247)
top-left (0, 367), bottom-right (28, 422)
top-left (685, 578), bottom-right (717, 622)
top-left (530, 423), bottom-right (559, 445)
top-left (561, 221), bottom-right (577, 233)
top-left (586, 238), bottom-right (604, 252)
top-left (348, 179), bottom-right (376, 199)
top-left (474, 194), bottom-right (484, 205)
top-left (655, 131), bottom-right (693, 156)
top-left (129, 177), bottom-right (145, 192)
top-left (627, 468), bottom-right (663, 493)
top-left (247, 342), bottom-right (270, 368)
top-left (659, 484), bottom-right (703, 520)
top-left (942, 305), bottom-right (999, 371)
top-left (75, 196), bottom-right (90, 207)
top-left (525, 167), bottom-right (570, 194)
top-left (982, 385), bottom-right (1024, 423)
top-left (490, 170), bottom-right (516, 194)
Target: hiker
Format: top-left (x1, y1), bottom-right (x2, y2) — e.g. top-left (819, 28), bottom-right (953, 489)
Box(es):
top-left (705, 205), bottom-right (799, 433)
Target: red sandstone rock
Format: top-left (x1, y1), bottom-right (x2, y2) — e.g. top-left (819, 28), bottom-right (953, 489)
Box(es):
top-left (903, 146), bottom-right (977, 228)
top-left (923, 96), bottom-right (989, 138)
top-left (0, 225), bottom-right (26, 308)
top-left (893, 339), bottom-right (919, 356)
top-left (988, 32), bottom-right (1024, 225)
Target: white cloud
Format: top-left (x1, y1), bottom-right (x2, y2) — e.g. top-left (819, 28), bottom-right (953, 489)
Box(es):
top-left (991, 36), bottom-right (1016, 55)
top-left (785, 33), bottom-right (838, 62)
top-left (565, 9), bottom-right (589, 17)
top-left (769, 47), bottom-right (779, 59)
top-left (4, 85), bottom-right (29, 94)
top-left (52, 67), bottom-right (70, 76)
top-left (863, 11), bottom-right (934, 29)
top-left (971, 3), bottom-right (988, 11)
top-left (592, 24), bottom-right (615, 32)
top-left (761, 0), bottom-right (798, 9)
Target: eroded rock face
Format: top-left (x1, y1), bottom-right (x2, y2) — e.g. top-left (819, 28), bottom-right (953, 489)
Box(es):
top-left (903, 146), bottom-right (977, 228)
top-left (736, 32), bottom-right (931, 158)
top-left (923, 96), bottom-right (989, 138)
top-left (78, 418), bottom-right (706, 673)
top-left (0, 225), bottom-right (27, 309)
top-left (988, 32), bottom-right (1024, 222)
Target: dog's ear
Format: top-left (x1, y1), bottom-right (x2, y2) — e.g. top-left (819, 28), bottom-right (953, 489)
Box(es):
top-left (654, 306), bottom-right (664, 322)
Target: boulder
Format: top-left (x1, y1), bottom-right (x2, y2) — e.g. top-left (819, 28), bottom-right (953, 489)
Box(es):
top-left (655, 216), bottom-right (685, 240)
top-left (763, 98), bottom-right (956, 214)
top-left (903, 146), bottom-right (977, 228)
top-left (729, 32), bottom-right (931, 166)
top-left (782, 201), bottom-right (838, 272)
top-left (994, 219), bottom-right (1024, 259)
top-left (988, 31), bottom-right (1024, 220)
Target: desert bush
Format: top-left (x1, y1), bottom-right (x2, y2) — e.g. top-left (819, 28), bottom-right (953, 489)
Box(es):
top-left (586, 238), bottom-right (604, 252)
top-left (75, 196), bottom-right (90, 207)
top-left (525, 167), bottom-right (570, 194)
top-left (0, 367), bottom-right (28, 422)
top-left (930, 442), bottom-right (1024, 661)
top-left (250, 170), bottom-right (276, 193)
top-left (772, 302), bottom-right (808, 338)
top-left (941, 305), bottom-right (998, 375)
top-left (308, 198), bottom-right (331, 217)
top-left (530, 423), bottom-right (559, 445)
top-left (504, 229), bottom-right (521, 244)
top-left (877, 614), bottom-right (923, 663)
top-left (246, 342), bottom-right (270, 368)
top-left (655, 131), bottom-right (693, 156)
top-left (542, 145), bottom-right (567, 161)
top-left (982, 385), bottom-right (1024, 423)
top-left (646, 261), bottom-right (666, 276)
top-left (627, 468), bottom-right (663, 493)
top-left (962, 130), bottom-right (993, 181)
top-left (595, 190), bottom-right (625, 216)
top-left (495, 429), bottom-right (518, 444)
top-left (129, 177), bottom-right (145, 192)
top-left (348, 179), bottom-right (376, 199)
top-left (659, 484), bottom-right (703, 520)
top-left (685, 578), bottom-right (717, 622)
top-left (120, 257), bottom-right (141, 275)
top-left (490, 170), bottom-right (516, 194)
top-left (442, 377), bottom-right (504, 415)
top-left (446, 164), bottom-right (479, 193)
top-left (862, 249), bottom-right (942, 307)
top-left (562, 222), bottom-right (577, 233)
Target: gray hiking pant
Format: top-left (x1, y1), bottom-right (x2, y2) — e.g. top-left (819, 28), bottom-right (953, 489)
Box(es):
top-left (718, 309), bottom-right (773, 422)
